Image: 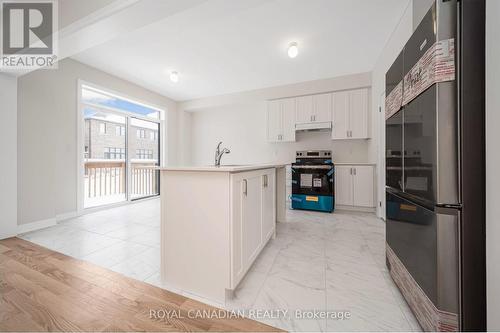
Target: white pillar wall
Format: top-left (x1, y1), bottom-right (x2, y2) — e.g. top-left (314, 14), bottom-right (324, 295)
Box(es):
top-left (0, 73), bottom-right (18, 239)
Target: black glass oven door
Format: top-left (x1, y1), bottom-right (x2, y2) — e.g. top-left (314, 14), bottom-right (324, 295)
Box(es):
top-left (291, 165), bottom-right (333, 196)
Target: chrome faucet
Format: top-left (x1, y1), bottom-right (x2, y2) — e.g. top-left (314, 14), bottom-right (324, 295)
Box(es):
top-left (215, 141), bottom-right (230, 167)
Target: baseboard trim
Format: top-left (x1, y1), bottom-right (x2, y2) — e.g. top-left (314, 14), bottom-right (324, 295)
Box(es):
top-left (335, 205), bottom-right (376, 213)
top-left (0, 231), bottom-right (17, 240)
top-left (56, 211), bottom-right (79, 222)
top-left (17, 218), bottom-right (57, 234)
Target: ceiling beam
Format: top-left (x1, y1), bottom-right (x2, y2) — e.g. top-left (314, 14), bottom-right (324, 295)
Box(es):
top-left (58, 0), bottom-right (209, 59)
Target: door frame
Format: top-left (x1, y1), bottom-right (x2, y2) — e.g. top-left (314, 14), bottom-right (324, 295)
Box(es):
top-left (76, 80), bottom-right (165, 214)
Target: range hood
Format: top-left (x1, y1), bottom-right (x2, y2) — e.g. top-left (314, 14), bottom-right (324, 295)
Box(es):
top-left (295, 122), bottom-right (332, 132)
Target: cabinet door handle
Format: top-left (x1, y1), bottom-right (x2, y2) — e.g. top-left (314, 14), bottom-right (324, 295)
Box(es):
top-left (353, 168), bottom-right (356, 175)
top-left (350, 168), bottom-right (353, 175)
top-left (263, 175), bottom-right (268, 188)
top-left (243, 179), bottom-right (247, 196)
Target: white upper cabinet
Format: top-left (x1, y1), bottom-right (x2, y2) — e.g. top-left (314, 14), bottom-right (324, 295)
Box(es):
top-left (332, 88), bottom-right (369, 140)
top-left (295, 93), bottom-right (332, 124)
top-left (267, 88), bottom-right (368, 142)
top-left (313, 93), bottom-right (333, 122)
top-left (332, 91), bottom-right (349, 139)
top-left (295, 95), bottom-right (313, 124)
top-left (267, 100), bottom-right (281, 142)
top-left (349, 89), bottom-right (369, 139)
top-left (267, 98), bottom-right (296, 142)
top-left (281, 98), bottom-right (296, 142)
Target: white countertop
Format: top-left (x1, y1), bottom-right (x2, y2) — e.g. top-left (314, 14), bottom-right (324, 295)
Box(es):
top-left (159, 163), bottom-right (287, 172)
top-left (334, 162), bottom-right (376, 166)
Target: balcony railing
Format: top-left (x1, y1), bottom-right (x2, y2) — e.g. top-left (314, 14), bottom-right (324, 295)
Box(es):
top-left (84, 159), bottom-right (158, 207)
top-left (130, 161), bottom-right (159, 199)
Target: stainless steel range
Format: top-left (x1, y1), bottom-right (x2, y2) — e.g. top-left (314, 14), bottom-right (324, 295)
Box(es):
top-left (291, 150), bottom-right (334, 213)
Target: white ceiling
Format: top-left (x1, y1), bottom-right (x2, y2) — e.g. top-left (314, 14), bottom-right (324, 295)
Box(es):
top-left (58, 0), bottom-right (119, 29)
top-left (72, 0), bottom-right (410, 101)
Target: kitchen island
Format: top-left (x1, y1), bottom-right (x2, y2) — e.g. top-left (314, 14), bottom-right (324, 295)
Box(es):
top-left (159, 164), bottom-right (286, 305)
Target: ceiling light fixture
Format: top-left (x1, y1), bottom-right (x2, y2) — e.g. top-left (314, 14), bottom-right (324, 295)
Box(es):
top-left (170, 71), bottom-right (179, 83)
top-left (287, 42), bottom-right (298, 58)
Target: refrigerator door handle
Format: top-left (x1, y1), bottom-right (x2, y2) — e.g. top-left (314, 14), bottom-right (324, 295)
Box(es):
top-left (435, 204), bottom-right (462, 215)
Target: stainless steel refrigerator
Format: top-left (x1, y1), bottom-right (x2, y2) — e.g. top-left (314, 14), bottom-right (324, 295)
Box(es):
top-left (385, 0), bottom-right (485, 331)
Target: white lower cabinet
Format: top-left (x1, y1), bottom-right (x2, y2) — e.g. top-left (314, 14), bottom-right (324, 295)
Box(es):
top-left (335, 165), bottom-right (374, 209)
top-left (261, 169), bottom-right (275, 241)
top-left (334, 166), bottom-right (353, 206)
top-left (230, 168), bottom-right (276, 288)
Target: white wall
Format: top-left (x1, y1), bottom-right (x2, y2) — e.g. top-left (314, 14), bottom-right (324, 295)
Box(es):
top-left (17, 58), bottom-right (178, 226)
top-left (0, 74), bottom-right (18, 239)
top-left (179, 72), bottom-right (372, 166)
top-left (371, 0), bottom-right (413, 218)
top-left (486, 0), bottom-right (500, 329)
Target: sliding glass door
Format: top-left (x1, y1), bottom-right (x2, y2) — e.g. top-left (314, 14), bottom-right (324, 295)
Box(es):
top-left (84, 107), bottom-right (128, 208)
top-left (129, 117), bottom-right (160, 200)
top-left (81, 84), bottom-right (162, 209)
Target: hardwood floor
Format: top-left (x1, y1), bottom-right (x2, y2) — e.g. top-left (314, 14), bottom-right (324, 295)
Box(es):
top-left (0, 238), bottom-right (280, 332)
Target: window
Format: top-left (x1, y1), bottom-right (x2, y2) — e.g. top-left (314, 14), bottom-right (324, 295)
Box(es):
top-left (136, 129), bottom-right (146, 139)
top-left (115, 125), bottom-right (125, 136)
top-left (99, 122), bottom-right (107, 134)
top-left (104, 147), bottom-right (125, 159)
top-left (136, 149), bottom-right (153, 159)
top-left (150, 131), bottom-right (158, 141)
top-left (82, 86), bottom-right (161, 119)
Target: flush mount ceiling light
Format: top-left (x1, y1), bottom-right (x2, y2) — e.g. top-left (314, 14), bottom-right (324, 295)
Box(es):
top-left (287, 42), bottom-right (299, 58)
top-left (170, 71), bottom-right (179, 83)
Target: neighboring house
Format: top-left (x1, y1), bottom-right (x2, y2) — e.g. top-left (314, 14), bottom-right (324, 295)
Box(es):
top-left (84, 117), bottom-right (159, 160)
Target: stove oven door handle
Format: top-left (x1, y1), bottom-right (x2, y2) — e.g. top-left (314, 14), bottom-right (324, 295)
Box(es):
top-left (291, 165), bottom-right (333, 170)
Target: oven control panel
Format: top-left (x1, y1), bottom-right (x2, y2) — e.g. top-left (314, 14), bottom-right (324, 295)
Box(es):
top-left (296, 150), bottom-right (332, 158)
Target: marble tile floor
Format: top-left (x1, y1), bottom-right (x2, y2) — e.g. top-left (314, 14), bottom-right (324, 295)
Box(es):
top-left (20, 199), bottom-right (421, 332)
top-left (20, 199), bottom-right (162, 282)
